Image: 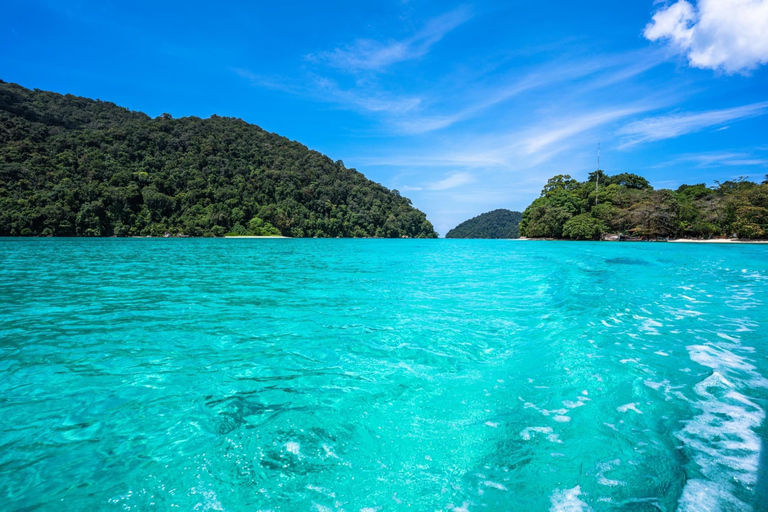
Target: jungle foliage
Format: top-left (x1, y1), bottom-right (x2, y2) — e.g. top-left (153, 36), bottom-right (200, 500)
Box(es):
top-left (520, 171), bottom-right (768, 240)
top-left (445, 209), bottom-right (522, 238)
top-left (0, 80), bottom-right (437, 238)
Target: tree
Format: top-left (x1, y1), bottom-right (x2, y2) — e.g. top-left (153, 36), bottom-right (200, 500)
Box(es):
top-left (562, 214), bottom-right (607, 240)
top-left (445, 209), bottom-right (522, 238)
top-left (0, 80), bottom-right (438, 238)
top-left (541, 175), bottom-right (579, 197)
top-left (523, 204), bottom-right (572, 238)
top-left (627, 190), bottom-right (680, 237)
top-left (521, 171), bottom-right (767, 240)
top-left (607, 173), bottom-right (652, 190)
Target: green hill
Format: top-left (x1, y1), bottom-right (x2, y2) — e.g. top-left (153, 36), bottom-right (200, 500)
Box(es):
top-left (445, 209), bottom-right (522, 238)
top-left (0, 80), bottom-right (437, 238)
top-left (520, 172), bottom-right (768, 240)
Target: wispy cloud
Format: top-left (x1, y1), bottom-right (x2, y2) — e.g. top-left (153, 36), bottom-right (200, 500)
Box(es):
top-left (362, 104), bottom-right (656, 170)
top-left (233, 68), bottom-right (422, 114)
top-left (521, 106), bottom-right (650, 155)
top-left (618, 101), bottom-right (768, 147)
top-left (307, 5), bottom-right (473, 73)
top-left (426, 171), bottom-right (475, 190)
top-left (399, 171), bottom-right (476, 193)
top-left (655, 150), bottom-right (768, 168)
top-left (394, 69), bottom-right (571, 135)
top-left (395, 50), bottom-right (664, 134)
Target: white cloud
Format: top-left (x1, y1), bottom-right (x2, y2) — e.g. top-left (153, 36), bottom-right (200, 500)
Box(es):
top-left (657, 150), bottom-right (768, 167)
top-left (358, 104), bottom-right (657, 180)
top-left (308, 6), bottom-right (472, 73)
top-left (520, 107), bottom-right (649, 155)
top-left (644, 0), bottom-right (768, 73)
top-left (426, 172), bottom-right (475, 190)
top-left (618, 101), bottom-right (768, 146)
top-left (394, 51), bottom-right (663, 135)
top-left (233, 68), bottom-right (422, 114)
top-left (360, 104), bottom-right (656, 172)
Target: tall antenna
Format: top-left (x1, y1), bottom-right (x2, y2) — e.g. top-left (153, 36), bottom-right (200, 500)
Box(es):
top-left (595, 143), bottom-right (600, 207)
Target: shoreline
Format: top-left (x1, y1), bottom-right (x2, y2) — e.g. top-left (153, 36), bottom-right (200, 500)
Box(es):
top-left (667, 238), bottom-right (768, 244)
top-left (517, 237), bottom-right (768, 244)
top-left (223, 235), bottom-right (289, 239)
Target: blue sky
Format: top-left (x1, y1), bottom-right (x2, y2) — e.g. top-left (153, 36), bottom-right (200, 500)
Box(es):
top-left (2, 0), bottom-right (768, 235)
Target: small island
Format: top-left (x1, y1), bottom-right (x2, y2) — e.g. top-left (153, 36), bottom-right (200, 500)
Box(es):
top-left (445, 209), bottom-right (522, 239)
top-left (520, 171), bottom-right (768, 241)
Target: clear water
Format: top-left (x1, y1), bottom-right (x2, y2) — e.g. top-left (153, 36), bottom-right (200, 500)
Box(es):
top-left (1, 239), bottom-right (767, 511)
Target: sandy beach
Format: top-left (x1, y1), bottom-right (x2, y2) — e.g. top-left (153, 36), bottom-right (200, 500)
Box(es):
top-left (668, 239), bottom-right (768, 244)
top-left (515, 237), bottom-right (768, 244)
top-left (224, 235), bottom-right (289, 239)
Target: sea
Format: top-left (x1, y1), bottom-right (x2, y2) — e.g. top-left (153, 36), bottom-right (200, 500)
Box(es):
top-left (1, 238), bottom-right (767, 511)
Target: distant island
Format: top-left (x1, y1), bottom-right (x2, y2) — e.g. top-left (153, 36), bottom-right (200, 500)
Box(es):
top-left (520, 172), bottom-right (768, 240)
top-left (445, 209), bottom-right (522, 238)
top-left (0, 81), bottom-right (437, 238)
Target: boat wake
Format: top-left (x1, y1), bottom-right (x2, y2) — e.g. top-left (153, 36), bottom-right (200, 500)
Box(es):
top-left (677, 340), bottom-right (767, 511)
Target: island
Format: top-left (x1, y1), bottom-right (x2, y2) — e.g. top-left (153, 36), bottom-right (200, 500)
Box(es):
top-left (520, 172), bottom-right (768, 240)
top-left (445, 209), bottom-right (522, 238)
top-left (0, 81), bottom-right (437, 239)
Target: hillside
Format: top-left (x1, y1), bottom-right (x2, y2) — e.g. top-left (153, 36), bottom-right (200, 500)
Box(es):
top-left (0, 80), bottom-right (437, 238)
top-left (445, 209), bottom-right (522, 238)
top-left (520, 172), bottom-right (768, 240)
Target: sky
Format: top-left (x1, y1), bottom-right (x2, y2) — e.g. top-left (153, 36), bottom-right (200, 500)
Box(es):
top-left (2, 0), bottom-right (768, 235)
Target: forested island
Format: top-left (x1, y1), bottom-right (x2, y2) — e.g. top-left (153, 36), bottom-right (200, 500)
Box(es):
top-left (520, 171), bottom-right (768, 240)
top-left (0, 81), bottom-right (437, 238)
top-left (445, 209), bottom-right (522, 238)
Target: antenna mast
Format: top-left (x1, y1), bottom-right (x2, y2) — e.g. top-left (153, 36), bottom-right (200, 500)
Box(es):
top-left (595, 143), bottom-right (600, 207)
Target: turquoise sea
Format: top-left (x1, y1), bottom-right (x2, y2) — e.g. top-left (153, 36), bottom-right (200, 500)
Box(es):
top-left (1, 239), bottom-right (767, 511)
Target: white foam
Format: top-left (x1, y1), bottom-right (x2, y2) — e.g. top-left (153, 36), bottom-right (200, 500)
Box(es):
top-left (676, 336), bottom-right (768, 510)
top-left (563, 398), bottom-right (587, 409)
top-left (321, 444), bottom-right (339, 459)
top-left (286, 441), bottom-right (300, 455)
top-left (306, 485), bottom-right (336, 498)
top-left (654, 350), bottom-right (669, 357)
top-left (553, 415), bottom-right (571, 423)
top-left (483, 480), bottom-right (508, 491)
top-left (595, 459), bottom-right (626, 487)
top-left (676, 479), bottom-right (748, 511)
top-left (643, 379), bottom-right (665, 390)
top-left (191, 487), bottom-right (224, 511)
top-left (688, 344), bottom-right (756, 374)
top-left (549, 486), bottom-right (592, 511)
top-left (639, 317), bottom-right (663, 335)
top-left (542, 408), bottom-right (568, 416)
top-left (644, 379), bottom-right (690, 403)
top-left (616, 403), bottom-right (643, 414)
top-left (520, 426), bottom-right (562, 443)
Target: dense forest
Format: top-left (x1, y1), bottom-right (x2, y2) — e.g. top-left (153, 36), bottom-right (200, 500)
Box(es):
top-left (0, 80), bottom-right (437, 238)
top-left (520, 171), bottom-right (768, 240)
top-left (445, 209), bottom-right (522, 238)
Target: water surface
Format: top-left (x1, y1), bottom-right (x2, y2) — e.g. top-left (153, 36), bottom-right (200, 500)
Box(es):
top-left (1, 239), bottom-right (767, 510)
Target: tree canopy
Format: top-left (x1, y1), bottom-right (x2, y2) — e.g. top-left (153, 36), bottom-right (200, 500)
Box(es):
top-left (0, 80), bottom-right (437, 238)
top-left (520, 172), bottom-right (768, 240)
top-left (445, 209), bottom-right (522, 239)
